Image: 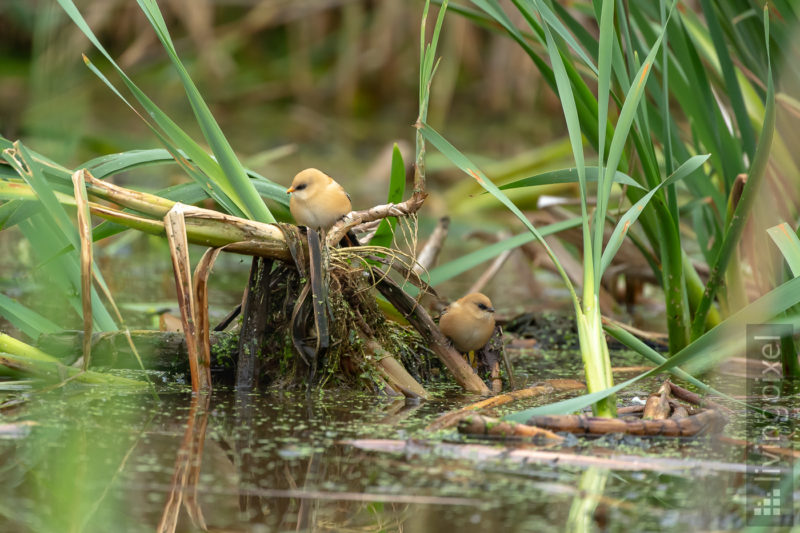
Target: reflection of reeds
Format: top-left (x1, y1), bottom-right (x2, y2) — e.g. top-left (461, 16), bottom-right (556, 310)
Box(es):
top-left (157, 392), bottom-right (211, 533)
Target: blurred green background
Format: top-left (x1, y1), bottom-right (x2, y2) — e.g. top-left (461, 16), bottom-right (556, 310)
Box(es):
top-left (0, 0), bottom-right (564, 206)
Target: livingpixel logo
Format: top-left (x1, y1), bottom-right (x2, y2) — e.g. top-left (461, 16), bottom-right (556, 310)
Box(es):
top-left (745, 324), bottom-right (796, 527)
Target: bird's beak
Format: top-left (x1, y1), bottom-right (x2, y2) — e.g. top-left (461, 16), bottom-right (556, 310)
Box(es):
top-left (487, 307), bottom-right (495, 313)
top-left (286, 186), bottom-right (295, 194)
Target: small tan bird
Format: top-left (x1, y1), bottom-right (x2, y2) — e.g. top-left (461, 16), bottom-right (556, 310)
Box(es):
top-left (286, 168), bottom-right (352, 231)
top-left (439, 292), bottom-right (496, 353)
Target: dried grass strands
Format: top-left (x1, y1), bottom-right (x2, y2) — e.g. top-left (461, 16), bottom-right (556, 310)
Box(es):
top-left (326, 191), bottom-right (427, 247)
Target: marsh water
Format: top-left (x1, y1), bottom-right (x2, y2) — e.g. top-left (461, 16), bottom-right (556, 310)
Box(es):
top-left (2, 349), bottom-right (796, 532)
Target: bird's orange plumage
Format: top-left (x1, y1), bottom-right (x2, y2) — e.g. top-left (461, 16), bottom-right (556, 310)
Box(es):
top-left (287, 168), bottom-right (352, 231)
top-left (439, 292), bottom-right (496, 352)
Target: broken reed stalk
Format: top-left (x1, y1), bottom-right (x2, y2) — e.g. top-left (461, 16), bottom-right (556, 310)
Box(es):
top-left (74, 173), bottom-right (290, 259)
top-left (193, 247), bottom-right (221, 388)
top-left (345, 439), bottom-right (756, 474)
top-left (72, 169), bottom-right (93, 370)
top-left (363, 339), bottom-right (428, 399)
top-left (457, 414), bottom-right (563, 441)
top-left (667, 380), bottom-right (733, 414)
top-left (717, 436), bottom-right (800, 459)
top-left (164, 205), bottom-right (211, 392)
top-left (642, 380), bottom-right (672, 420)
top-left (83, 171), bottom-right (176, 217)
top-left (523, 409), bottom-right (728, 437)
top-left (93, 202), bottom-right (291, 260)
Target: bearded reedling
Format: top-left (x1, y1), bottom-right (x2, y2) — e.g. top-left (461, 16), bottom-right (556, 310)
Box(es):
top-left (439, 293), bottom-right (496, 365)
top-left (286, 168), bottom-right (352, 232)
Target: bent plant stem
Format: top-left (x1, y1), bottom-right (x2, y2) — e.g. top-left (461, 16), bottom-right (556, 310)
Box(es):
top-left (0, 177), bottom-right (292, 259)
top-left (164, 204), bottom-right (211, 393)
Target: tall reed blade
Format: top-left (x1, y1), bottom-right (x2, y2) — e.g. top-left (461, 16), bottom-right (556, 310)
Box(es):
top-left (689, 6), bottom-right (776, 340)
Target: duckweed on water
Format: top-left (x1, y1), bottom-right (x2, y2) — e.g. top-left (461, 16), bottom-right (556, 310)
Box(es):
top-left (0, 349), bottom-right (796, 532)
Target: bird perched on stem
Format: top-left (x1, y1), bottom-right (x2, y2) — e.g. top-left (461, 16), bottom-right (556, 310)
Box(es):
top-left (286, 168), bottom-right (352, 232)
top-left (439, 292), bottom-right (496, 353)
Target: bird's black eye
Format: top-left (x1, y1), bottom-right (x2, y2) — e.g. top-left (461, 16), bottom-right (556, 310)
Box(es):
top-left (294, 183), bottom-right (307, 191)
top-left (477, 303), bottom-right (487, 310)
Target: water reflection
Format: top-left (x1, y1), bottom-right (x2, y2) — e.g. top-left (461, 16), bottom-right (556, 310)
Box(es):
top-left (565, 468), bottom-right (609, 533)
top-left (0, 384), bottom-right (786, 532)
top-left (157, 393), bottom-right (210, 532)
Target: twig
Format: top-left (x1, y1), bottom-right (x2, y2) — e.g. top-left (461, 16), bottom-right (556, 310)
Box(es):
top-left (717, 436), bottom-right (800, 459)
top-left (426, 379), bottom-right (585, 431)
top-left (458, 414), bottom-right (563, 441)
top-left (667, 380), bottom-right (733, 414)
top-left (524, 409), bottom-right (727, 436)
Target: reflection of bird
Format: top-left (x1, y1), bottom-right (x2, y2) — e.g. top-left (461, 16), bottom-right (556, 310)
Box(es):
top-left (439, 293), bottom-right (496, 353)
top-left (286, 168), bottom-right (352, 231)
